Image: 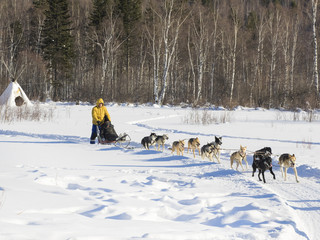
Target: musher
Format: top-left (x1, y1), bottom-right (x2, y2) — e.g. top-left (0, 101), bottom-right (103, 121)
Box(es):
top-left (90, 98), bottom-right (111, 144)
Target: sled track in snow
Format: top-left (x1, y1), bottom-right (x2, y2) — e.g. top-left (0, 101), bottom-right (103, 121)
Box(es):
top-left (0, 129), bottom-right (88, 144)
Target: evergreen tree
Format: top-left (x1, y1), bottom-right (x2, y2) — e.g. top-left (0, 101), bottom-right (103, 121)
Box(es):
top-left (90, 0), bottom-right (108, 29)
top-left (118, 0), bottom-right (141, 36)
top-left (117, 0), bottom-right (141, 83)
top-left (41, 0), bottom-right (75, 100)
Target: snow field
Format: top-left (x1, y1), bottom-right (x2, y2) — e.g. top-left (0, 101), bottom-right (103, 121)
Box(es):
top-left (0, 103), bottom-right (319, 239)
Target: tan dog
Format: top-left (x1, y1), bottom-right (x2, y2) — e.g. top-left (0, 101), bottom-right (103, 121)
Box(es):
top-left (278, 154), bottom-right (299, 183)
top-left (155, 134), bottom-right (169, 151)
top-left (187, 137), bottom-right (201, 158)
top-left (230, 145), bottom-right (247, 171)
top-left (170, 140), bottom-right (185, 156)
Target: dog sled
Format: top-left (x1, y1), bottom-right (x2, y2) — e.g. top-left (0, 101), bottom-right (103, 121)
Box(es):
top-left (96, 121), bottom-right (131, 148)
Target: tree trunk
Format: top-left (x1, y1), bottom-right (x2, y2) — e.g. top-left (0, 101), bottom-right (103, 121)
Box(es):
top-left (229, 8), bottom-right (239, 105)
top-left (268, 10), bottom-right (281, 108)
top-left (312, 0), bottom-right (319, 94)
top-left (290, 17), bottom-right (298, 94)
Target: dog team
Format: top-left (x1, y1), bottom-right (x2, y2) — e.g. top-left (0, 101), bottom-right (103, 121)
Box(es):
top-left (141, 133), bottom-right (299, 184)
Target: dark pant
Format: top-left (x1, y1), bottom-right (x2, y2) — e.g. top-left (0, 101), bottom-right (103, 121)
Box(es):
top-left (90, 124), bottom-right (99, 144)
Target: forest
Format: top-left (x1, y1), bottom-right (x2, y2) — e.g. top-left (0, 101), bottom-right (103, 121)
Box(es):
top-left (0, 0), bottom-right (320, 109)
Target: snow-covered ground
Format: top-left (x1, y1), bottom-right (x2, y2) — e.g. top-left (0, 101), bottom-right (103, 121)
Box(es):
top-left (0, 102), bottom-right (319, 240)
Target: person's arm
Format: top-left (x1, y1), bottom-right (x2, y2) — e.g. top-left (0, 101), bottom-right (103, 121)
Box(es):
top-left (92, 107), bottom-right (99, 125)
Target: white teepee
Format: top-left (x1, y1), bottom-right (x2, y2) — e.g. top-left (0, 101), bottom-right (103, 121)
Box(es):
top-left (0, 81), bottom-right (32, 107)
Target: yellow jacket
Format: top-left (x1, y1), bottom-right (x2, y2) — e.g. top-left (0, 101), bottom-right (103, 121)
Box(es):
top-left (92, 98), bottom-right (111, 125)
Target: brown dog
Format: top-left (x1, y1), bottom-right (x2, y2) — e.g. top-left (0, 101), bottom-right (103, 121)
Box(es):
top-left (278, 154), bottom-right (299, 183)
top-left (230, 145), bottom-right (247, 171)
top-left (187, 137), bottom-right (201, 158)
top-left (170, 140), bottom-right (185, 156)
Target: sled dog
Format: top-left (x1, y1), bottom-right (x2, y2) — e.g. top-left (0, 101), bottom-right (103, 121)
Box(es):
top-left (187, 137), bottom-right (201, 158)
top-left (170, 140), bottom-right (185, 156)
top-left (252, 147), bottom-right (272, 176)
top-left (155, 134), bottom-right (169, 151)
top-left (278, 153), bottom-right (299, 183)
top-left (201, 142), bottom-right (216, 162)
top-left (141, 133), bottom-right (157, 150)
top-left (208, 136), bottom-right (222, 163)
top-left (253, 147), bottom-right (272, 161)
top-left (230, 145), bottom-right (247, 171)
top-left (252, 147), bottom-right (275, 183)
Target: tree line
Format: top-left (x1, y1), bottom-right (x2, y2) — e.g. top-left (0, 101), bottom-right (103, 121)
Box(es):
top-left (0, 0), bottom-right (320, 109)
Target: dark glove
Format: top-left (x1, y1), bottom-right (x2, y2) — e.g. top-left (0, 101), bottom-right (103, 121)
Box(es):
top-left (97, 121), bottom-right (101, 126)
top-left (106, 121), bottom-right (111, 127)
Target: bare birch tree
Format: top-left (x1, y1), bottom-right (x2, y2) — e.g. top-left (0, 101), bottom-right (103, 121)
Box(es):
top-left (290, 15), bottom-right (299, 94)
top-left (88, 9), bottom-right (122, 97)
top-left (282, 19), bottom-right (290, 106)
top-left (267, 9), bottom-right (281, 108)
top-left (146, 0), bottom-right (187, 105)
top-left (188, 5), bottom-right (212, 105)
top-left (281, 11), bottom-right (299, 106)
top-left (209, 4), bottom-right (220, 102)
top-left (311, 0), bottom-right (319, 95)
top-left (249, 9), bottom-right (266, 106)
top-left (229, 6), bottom-right (240, 105)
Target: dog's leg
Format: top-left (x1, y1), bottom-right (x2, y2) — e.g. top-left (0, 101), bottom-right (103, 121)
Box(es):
top-left (236, 161), bottom-right (239, 171)
top-left (262, 171), bottom-right (266, 183)
top-left (293, 167), bottom-right (299, 183)
top-left (193, 149), bottom-right (195, 158)
top-left (210, 153), bottom-right (214, 162)
top-left (238, 161), bottom-right (242, 171)
top-left (240, 161), bottom-right (244, 171)
top-left (280, 165), bottom-right (284, 178)
top-left (230, 158), bottom-right (233, 169)
top-left (213, 152), bottom-right (218, 163)
top-left (244, 157), bottom-right (248, 170)
top-left (284, 167), bottom-right (288, 181)
top-left (252, 165), bottom-right (256, 177)
top-left (270, 168), bottom-right (276, 180)
top-left (258, 169), bottom-right (262, 181)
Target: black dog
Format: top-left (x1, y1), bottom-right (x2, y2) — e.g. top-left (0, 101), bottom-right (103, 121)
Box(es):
top-left (141, 133), bottom-right (157, 150)
top-left (252, 147), bottom-right (275, 183)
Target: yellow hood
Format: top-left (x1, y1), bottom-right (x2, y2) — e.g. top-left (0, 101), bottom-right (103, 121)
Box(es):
top-left (96, 98), bottom-right (104, 106)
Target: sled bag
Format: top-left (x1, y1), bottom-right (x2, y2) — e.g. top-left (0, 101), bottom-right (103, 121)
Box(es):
top-left (100, 122), bottom-right (118, 141)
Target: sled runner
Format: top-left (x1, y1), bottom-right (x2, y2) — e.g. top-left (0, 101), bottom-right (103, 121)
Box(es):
top-left (96, 122), bottom-right (131, 148)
